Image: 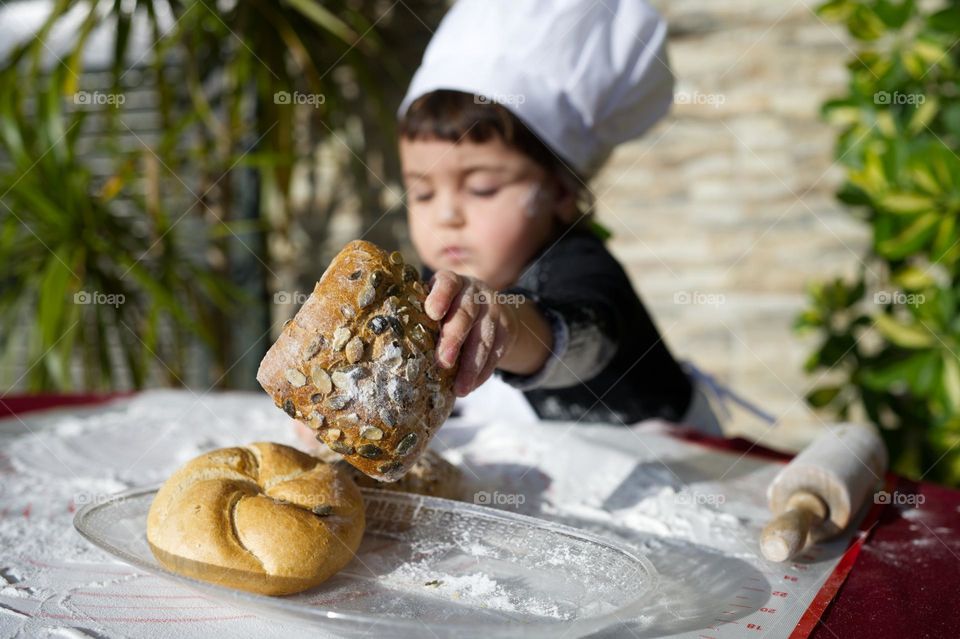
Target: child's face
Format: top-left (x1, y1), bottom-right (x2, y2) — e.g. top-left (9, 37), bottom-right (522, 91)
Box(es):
top-left (400, 136), bottom-right (563, 291)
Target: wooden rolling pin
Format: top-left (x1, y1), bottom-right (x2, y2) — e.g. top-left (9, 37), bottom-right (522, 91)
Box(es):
top-left (760, 423), bottom-right (888, 562)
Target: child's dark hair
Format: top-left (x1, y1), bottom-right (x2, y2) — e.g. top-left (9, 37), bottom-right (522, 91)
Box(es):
top-left (399, 90), bottom-right (595, 229)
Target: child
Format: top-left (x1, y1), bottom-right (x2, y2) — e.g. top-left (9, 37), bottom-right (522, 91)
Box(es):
top-left (395, 0), bottom-right (722, 434)
top-left (293, 0), bottom-right (722, 451)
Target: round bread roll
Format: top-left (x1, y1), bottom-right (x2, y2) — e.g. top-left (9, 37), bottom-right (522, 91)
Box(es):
top-left (146, 442), bottom-right (365, 596)
top-left (256, 240), bottom-right (458, 482)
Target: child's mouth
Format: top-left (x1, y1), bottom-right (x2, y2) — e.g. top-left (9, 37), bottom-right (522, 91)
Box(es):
top-left (441, 246), bottom-right (468, 262)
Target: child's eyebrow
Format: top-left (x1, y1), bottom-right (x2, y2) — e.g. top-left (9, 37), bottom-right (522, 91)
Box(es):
top-left (461, 164), bottom-right (510, 175)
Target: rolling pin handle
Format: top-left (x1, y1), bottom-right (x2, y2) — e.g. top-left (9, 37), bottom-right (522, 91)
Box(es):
top-left (760, 490), bottom-right (828, 562)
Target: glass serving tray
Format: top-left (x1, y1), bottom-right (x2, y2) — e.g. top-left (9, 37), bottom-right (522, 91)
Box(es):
top-left (74, 485), bottom-right (658, 638)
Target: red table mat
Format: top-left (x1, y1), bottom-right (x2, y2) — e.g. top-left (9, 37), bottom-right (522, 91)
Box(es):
top-left (0, 393), bottom-right (133, 419)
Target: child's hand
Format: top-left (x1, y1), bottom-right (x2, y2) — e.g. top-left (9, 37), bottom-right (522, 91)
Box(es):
top-left (424, 270), bottom-right (517, 397)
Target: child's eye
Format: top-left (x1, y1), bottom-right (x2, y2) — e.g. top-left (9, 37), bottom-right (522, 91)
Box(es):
top-left (469, 187), bottom-right (499, 198)
top-left (411, 192), bottom-right (434, 203)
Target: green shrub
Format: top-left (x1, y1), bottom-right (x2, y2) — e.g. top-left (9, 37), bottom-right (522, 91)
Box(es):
top-left (799, 0), bottom-right (960, 484)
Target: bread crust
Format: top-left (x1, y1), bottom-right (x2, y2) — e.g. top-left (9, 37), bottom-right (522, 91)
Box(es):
top-left (146, 442), bottom-right (365, 596)
top-left (257, 240), bottom-right (457, 481)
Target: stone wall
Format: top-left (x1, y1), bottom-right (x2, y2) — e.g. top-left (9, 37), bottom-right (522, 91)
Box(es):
top-left (594, 0), bottom-right (869, 450)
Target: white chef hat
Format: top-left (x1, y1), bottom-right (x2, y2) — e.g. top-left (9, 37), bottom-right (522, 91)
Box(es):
top-left (398, 0), bottom-right (674, 177)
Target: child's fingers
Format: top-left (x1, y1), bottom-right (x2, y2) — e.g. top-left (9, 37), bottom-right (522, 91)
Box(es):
top-left (436, 285), bottom-right (480, 368)
top-left (425, 270), bottom-right (464, 321)
top-left (453, 306), bottom-right (498, 395)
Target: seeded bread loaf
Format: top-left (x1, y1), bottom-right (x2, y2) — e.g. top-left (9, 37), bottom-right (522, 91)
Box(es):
top-left (257, 240), bottom-right (458, 482)
top-left (146, 442), bottom-right (365, 596)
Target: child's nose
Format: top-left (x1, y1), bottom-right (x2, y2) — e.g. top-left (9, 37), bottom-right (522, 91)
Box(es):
top-left (436, 200), bottom-right (465, 226)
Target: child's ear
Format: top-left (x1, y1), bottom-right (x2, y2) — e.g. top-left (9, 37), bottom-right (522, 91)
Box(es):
top-left (552, 179), bottom-right (580, 225)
